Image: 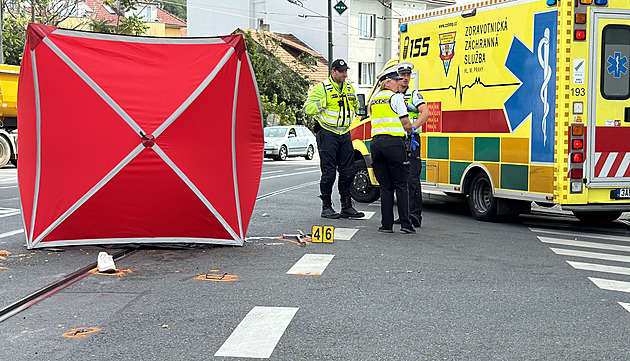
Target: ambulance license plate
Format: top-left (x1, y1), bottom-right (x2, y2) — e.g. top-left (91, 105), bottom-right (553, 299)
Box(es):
top-left (617, 188), bottom-right (630, 199)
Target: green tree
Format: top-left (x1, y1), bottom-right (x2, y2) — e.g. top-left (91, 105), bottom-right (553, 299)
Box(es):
top-left (2, 16), bottom-right (26, 65)
top-left (161, 0), bottom-right (186, 22)
top-left (242, 30), bottom-right (309, 128)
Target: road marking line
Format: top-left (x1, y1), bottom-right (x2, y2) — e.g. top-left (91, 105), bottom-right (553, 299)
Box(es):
top-left (0, 229), bottom-right (24, 239)
top-left (261, 169), bottom-right (320, 180)
top-left (619, 302), bottom-right (630, 313)
top-left (567, 261), bottom-right (630, 276)
top-left (261, 170), bottom-right (283, 175)
top-left (334, 228), bottom-right (359, 240)
top-left (256, 181), bottom-right (319, 201)
top-left (530, 227), bottom-right (630, 243)
top-left (550, 248), bottom-right (630, 263)
top-left (0, 186), bottom-right (17, 189)
top-left (214, 306), bottom-right (298, 358)
top-left (588, 277), bottom-right (630, 293)
top-left (286, 254), bottom-right (334, 275)
top-left (539, 236), bottom-right (630, 252)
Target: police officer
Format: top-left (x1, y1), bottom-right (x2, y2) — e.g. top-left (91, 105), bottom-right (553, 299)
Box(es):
top-left (303, 59), bottom-right (364, 219)
top-left (370, 68), bottom-right (423, 234)
top-left (397, 62), bottom-right (430, 227)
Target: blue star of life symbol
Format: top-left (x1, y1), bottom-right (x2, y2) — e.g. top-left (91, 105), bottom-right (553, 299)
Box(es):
top-left (607, 52), bottom-right (628, 78)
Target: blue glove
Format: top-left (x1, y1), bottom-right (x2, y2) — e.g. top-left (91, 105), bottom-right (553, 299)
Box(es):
top-left (411, 127), bottom-right (420, 151)
top-left (407, 103), bottom-right (418, 113)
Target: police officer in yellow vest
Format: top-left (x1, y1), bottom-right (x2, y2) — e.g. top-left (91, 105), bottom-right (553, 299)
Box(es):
top-left (303, 59), bottom-right (364, 219)
top-left (370, 68), bottom-right (424, 234)
top-left (396, 62), bottom-right (430, 227)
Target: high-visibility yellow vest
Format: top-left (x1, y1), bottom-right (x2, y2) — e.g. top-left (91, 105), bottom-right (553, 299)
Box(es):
top-left (403, 88), bottom-right (419, 120)
top-left (370, 90), bottom-right (406, 137)
top-left (312, 78), bottom-right (357, 134)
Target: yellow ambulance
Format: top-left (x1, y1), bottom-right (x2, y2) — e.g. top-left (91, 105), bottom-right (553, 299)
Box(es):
top-left (350, 0), bottom-right (630, 222)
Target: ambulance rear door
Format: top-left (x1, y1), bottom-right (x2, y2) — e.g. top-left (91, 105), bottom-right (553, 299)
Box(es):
top-left (587, 8), bottom-right (630, 196)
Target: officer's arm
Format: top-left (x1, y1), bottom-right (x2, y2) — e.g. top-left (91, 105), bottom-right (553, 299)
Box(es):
top-left (412, 103), bottom-right (430, 129)
top-left (393, 94), bottom-right (413, 131)
top-left (303, 83), bottom-right (326, 115)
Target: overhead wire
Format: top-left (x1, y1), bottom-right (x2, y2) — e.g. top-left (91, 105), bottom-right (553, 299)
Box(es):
top-left (184, 1), bottom-right (401, 45)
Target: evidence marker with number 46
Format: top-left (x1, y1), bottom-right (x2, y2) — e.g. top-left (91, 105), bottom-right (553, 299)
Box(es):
top-left (311, 226), bottom-right (334, 243)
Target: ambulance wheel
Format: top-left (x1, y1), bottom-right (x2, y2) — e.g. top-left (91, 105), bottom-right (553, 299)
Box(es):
top-left (351, 160), bottom-right (380, 203)
top-left (0, 136), bottom-right (10, 168)
top-left (573, 211), bottom-right (622, 223)
top-left (275, 146), bottom-right (287, 161)
top-left (468, 173), bottom-right (497, 221)
top-left (304, 145), bottom-right (314, 160)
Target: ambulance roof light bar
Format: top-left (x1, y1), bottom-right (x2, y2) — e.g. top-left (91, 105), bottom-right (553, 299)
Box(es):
top-left (594, 0), bottom-right (607, 4)
top-left (547, 0), bottom-right (557, 6)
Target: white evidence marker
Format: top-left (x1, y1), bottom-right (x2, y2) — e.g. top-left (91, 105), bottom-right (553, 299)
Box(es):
top-left (286, 254), bottom-right (334, 276)
top-left (214, 306), bottom-right (299, 358)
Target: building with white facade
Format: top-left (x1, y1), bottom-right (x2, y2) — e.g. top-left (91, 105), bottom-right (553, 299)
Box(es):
top-left (188, 0), bottom-right (453, 96)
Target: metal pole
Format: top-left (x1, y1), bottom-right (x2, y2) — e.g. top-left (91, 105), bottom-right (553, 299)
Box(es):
top-left (116, 0), bottom-right (120, 33)
top-left (0, 0), bottom-right (4, 64)
top-left (328, 0), bottom-right (333, 73)
top-left (31, 0), bottom-right (35, 23)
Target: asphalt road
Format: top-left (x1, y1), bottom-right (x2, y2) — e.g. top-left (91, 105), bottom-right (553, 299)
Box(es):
top-left (1, 160), bottom-right (630, 360)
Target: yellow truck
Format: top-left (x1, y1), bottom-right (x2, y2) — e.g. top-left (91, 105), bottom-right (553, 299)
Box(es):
top-left (0, 64), bottom-right (19, 168)
top-left (350, 0), bottom-right (630, 222)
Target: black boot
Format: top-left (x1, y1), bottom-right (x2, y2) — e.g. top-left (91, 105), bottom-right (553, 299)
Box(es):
top-left (410, 214), bottom-right (422, 228)
top-left (340, 197), bottom-right (365, 218)
top-left (320, 196), bottom-right (341, 219)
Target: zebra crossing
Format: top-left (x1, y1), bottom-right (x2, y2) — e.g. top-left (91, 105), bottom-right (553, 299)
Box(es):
top-left (0, 168), bottom-right (17, 189)
top-left (532, 227), bottom-right (630, 313)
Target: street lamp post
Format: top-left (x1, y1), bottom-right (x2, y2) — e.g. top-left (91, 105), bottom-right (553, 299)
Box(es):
top-left (327, 0), bottom-right (333, 73)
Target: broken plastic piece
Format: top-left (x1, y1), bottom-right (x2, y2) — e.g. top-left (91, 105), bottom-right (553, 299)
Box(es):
top-left (97, 252), bottom-right (116, 273)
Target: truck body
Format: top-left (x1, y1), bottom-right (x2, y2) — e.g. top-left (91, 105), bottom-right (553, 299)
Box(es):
top-left (0, 64), bottom-right (19, 168)
top-left (350, 0), bottom-right (630, 222)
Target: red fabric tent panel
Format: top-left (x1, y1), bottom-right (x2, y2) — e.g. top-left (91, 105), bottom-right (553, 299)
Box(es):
top-left (17, 48), bottom-right (37, 238)
top-left (234, 58), bottom-right (263, 229)
top-left (46, 33), bottom-right (233, 134)
top-left (30, 43), bottom-right (140, 240)
top-left (42, 149), bottom-right (232, 242)
top-left (158, 56), bottom-right (240, 233)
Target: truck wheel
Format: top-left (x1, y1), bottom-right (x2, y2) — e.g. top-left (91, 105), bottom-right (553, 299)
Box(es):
top-left (351, 160), bottom-right (380, 203)
top-left (0, 137), bottom-right (10, 168)
top-left (467, 173), bottom-right (498, 221)
top-left (573, 211), bottom-right (622, 223)
top-left (304, 145), bottom-right (314, 160)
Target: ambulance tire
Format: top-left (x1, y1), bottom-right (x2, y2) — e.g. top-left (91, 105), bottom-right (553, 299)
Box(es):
top-left (351, 160), bottom-right (380, 203)
top-left (0, 136), bottom-right (10, 168)
top-left (468, 173), bottom-right (498, 221)
top-left (572, 211), bottom-right (622, 223)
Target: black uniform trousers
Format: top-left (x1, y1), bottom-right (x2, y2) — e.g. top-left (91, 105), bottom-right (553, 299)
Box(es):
top-left (371, 134), bottom-right (412, 230)
top-left (408, 133), bottom-right (423, 218)
top-left (316, 129), bottom-right (355, 201)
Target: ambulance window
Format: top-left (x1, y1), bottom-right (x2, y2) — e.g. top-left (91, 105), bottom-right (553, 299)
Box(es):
top-left (601, 25), bottom-right (630, 100)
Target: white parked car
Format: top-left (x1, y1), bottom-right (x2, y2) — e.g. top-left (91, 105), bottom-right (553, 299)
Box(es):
top-left (263, 125), bottom-right (316, 161)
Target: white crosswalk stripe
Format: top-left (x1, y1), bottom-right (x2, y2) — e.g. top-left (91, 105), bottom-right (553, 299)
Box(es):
top-left (286, 254), bottom-right (334, 276)
top-left (215, 306), bottom-right (298, 358)
top-left (567, 261), bottom-right (630, 276)
top-left (532, 228), bottom-right (630, 314)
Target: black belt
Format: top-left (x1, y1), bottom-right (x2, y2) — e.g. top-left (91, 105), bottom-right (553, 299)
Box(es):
top-left (373, 134), bottom-right (404, 139)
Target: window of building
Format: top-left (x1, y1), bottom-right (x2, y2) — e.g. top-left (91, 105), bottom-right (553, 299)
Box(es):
top-left (359, 62), bottom-right (375, 86)
top-left (359, 13), bottom-right (375, 38)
